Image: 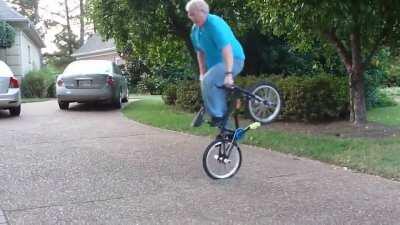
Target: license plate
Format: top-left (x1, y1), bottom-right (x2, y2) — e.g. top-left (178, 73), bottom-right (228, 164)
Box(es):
top-left (79, 80), bottom-right (92, 88)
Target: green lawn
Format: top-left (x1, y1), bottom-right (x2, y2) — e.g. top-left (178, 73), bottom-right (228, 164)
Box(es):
top-left (123, 96), bottom-right (400, 181)
top-left (368, 105), bottom-right (400, 126)
top-left (368, 87), bottom-right (400, 126)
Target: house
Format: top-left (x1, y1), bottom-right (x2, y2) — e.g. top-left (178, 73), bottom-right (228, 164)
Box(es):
top-left (0, 0), bottom-right (45, 78)
top-left (71, 33), bottom-right (124, 65)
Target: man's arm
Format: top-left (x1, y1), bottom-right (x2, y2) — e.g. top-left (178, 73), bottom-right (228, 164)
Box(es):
top-left (222, 44), bottom-right (233, 73)
top-left (197, 51), bottom-right (206, 78)
top-left (222, 44), bottom-right (234, 85)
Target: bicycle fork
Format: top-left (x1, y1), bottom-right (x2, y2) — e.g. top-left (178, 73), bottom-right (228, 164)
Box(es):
top-left (215, 142), bottom-right (235, 164)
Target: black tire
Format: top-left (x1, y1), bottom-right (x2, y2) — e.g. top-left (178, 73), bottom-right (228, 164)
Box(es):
top-left (203, 139), bottom-right (242, 179)
top-left (58, 101), bottom-right (69, 110)
top-left (9, 105), bottom-right (21, 116)
top-left (113, 89), bottom-right (122, 109)
top-left (122, 89), bottom-right (129, 103)
top-left (122, 91), bottom-right (129, 103)
top-left (246, 81), bottom-right (282, 124)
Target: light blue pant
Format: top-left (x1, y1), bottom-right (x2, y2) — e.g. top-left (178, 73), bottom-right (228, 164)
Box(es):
top-left (201, 59), bottom-right (244, 118)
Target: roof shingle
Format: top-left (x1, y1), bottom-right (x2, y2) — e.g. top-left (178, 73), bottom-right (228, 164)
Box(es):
top-left (72, 33), bottom-right (116, 57)
top-left (0, 0), bottom-right (28, 21)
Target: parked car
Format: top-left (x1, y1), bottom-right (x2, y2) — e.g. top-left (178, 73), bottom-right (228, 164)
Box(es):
top-left (0, 60), bottom-right (21, 116)
top-left (56, 60), bottom-right (129, 110)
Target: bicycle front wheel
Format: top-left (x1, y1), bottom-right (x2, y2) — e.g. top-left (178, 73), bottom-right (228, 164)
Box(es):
top-left (246, 81), bottom-right (282, 124)
top-left (203, 139), bottom-right (242, 179)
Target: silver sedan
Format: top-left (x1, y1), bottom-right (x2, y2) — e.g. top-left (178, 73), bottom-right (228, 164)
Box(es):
top-left (56, 60), bottom-right (129, 110)
top-left (0, 60), bottom-right (21, 116)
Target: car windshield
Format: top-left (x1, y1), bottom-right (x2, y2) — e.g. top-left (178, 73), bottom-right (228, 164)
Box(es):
top-left (63, 61), bottom-right (112, 75)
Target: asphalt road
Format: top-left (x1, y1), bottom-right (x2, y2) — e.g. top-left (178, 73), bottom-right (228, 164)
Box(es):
top-left (0, 100), bottom-right (399, 225)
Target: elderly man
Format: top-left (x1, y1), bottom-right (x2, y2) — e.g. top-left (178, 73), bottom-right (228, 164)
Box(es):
top-left (187, 0), bottom-right (245, 128)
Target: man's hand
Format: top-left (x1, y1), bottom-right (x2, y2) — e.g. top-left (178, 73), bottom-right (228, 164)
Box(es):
top-left (199, 74), bottom-right (205, 82)
top-left (224, 74), bottom-right (234, 86)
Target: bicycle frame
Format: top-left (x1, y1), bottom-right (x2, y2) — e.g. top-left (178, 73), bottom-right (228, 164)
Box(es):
top-left (218, 85), bottom-right (264, 135)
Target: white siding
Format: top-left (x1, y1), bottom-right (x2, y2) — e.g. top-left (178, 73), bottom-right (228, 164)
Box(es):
top-left (20, 31), bottom-right (41, 76)
top-left (0, 29), bottom-right (22, 76)
top-left (0, 28), bottom-right (42, 78)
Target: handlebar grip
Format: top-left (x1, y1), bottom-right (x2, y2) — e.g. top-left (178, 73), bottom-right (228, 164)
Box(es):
top-left (216, 84), bottom-right (237, 90)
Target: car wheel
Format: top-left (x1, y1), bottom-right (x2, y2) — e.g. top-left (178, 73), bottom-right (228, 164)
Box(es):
top-left (9, 105), bottom-right (21, 116)
top-left (113, 89), bottom-right (122, 109)
top-left (122, 88), bottom-right (129, 103)
top-left (58, 101), bottom-right (69, 110)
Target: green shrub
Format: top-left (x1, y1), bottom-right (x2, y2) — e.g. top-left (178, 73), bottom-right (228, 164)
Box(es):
top-left (21, 66), bottom-right (60, 98)
top-left (166, 73), bottom-right (349, 121)
top-left (278, 75), bottom-right (348, 121)
top-left (162, 84), bottom-right (178, 105)
top-left (375, 90), bottom-right (397, 107)
top-left (364, 68), bottom-right (390, 109)
top-left (175, 80), bottom-right (202, 112)
top-left (237, 74), bottom-right (349, 121)
top-left (384, 72), bottom-right (400, 87)
top-left (136, 75), bottom-right (166, 95)
top-left (21, 73), bottom-right (46, 98)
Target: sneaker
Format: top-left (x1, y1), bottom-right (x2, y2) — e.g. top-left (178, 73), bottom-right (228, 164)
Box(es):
top-left (210, 117), bottom-right (224, 128)
top-left (191, 106), bottom-right (205, 127)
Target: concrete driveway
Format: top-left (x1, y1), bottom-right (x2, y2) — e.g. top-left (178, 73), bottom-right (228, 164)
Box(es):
top-left (0, 100), bottom-right (399, 225)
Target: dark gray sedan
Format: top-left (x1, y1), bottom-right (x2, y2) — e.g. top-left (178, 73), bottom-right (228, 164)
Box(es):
top-left (56, 60), bottom-right (129, 110)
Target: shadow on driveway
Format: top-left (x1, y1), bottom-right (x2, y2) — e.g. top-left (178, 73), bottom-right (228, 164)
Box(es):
top-left (66, 102), bottom-right (122, 112)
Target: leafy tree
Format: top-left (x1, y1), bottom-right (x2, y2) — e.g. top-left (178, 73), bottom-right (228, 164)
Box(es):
top-left (8, 0), bottom-right (39, 24)
top-left (248, 0), bottom-right (400, 124)
top-left (88, 0), bottom-right (335, 79)
top-left (0, 21), bottom-right (16, 48)
top-left (79, 0), bottom-right (85, 46)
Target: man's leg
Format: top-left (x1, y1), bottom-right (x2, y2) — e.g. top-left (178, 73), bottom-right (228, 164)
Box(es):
top-left (194, 60), bottom-right (244, 127)
top-left (202, 63), bottom-right (226, 120)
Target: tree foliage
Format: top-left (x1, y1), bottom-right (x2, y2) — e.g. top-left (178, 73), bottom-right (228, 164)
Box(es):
top-left (88, 0), bottom-right (340, 81)
top-left (9, 0), bottom-right (39, 24)
top-left (248, 0), bottom-right (400, 124)
top-left (0, 21), bottom-right (16, 48)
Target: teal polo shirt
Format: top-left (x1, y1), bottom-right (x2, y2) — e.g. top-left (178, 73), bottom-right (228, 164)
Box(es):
top-left (190, 14), bottom-right (245, 69)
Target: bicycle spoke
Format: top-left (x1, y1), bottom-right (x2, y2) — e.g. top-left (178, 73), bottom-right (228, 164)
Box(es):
top-left (203, 140), bottom-right (241, 179)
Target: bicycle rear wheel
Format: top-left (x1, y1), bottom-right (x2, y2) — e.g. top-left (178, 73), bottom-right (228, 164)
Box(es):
top-left (246, 81), bottom-right (282, 124)
top-left (203, 139), bottom-right (242, 179)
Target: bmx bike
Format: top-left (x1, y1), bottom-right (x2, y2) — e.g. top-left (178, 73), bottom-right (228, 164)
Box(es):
top-left (201, 81), bottom-right (282, 179)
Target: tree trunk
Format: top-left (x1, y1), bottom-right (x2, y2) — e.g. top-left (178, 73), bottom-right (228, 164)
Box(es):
top-left (64, 0), bottom-right (73, 55)
top-left (79, 0), bottom-right (85, 47)
top-left (349, 30), bottom-right (367, 125)
top-left (33, 0), bottom-right (39, 24)
top-left (324, 28), bottom-right (367, 125)
top-left (350, 68), bottom-right (367, 124)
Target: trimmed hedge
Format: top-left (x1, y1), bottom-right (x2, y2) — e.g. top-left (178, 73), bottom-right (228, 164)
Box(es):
top-left (274, 75), bottom-right (349, 121)
top-left (162, 84), bottom-right (178, 105)
top-left (175, 80), bottom-right (202, 112)
top-left (163, 74), bottom-right (349, 121)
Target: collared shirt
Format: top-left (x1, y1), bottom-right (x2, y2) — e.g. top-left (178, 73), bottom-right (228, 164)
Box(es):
top-left (190, 14), bottom-right (245, 69)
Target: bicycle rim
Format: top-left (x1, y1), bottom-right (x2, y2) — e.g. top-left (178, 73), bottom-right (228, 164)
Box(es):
top-left (248, 83), bottom-right (281, 124)
top-left (203, 140), bottom-right (241, 179)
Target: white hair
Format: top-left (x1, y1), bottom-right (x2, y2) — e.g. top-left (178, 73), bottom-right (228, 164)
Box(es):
top-left (185, 0), bottom-right (210, 14)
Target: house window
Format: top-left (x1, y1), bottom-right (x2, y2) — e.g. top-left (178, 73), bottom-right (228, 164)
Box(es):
top-left (28, 45), bottom-right (31, 64)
